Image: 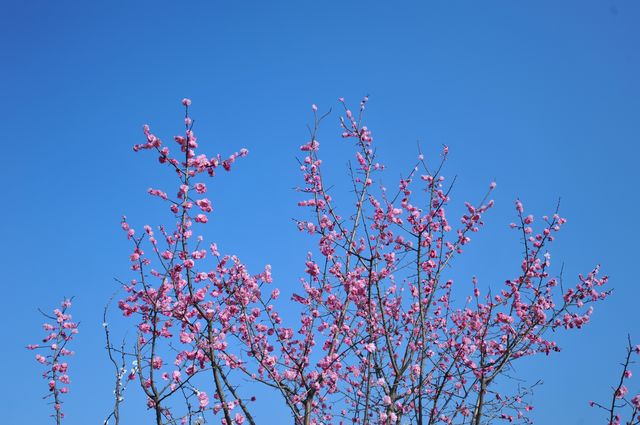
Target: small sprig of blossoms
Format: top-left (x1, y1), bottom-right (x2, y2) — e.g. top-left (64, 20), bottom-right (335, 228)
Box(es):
top-left (27, 298), bottom-right (78, 424)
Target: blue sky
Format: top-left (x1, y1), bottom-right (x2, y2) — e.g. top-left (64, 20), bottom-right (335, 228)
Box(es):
top-left (1, 1), bottom-right (639, 423)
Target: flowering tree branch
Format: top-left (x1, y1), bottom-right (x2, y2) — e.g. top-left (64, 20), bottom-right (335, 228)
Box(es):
top-left (27, 298), bottom-right (78, 424)
top-left (590, 337), bottom-right (640, 425)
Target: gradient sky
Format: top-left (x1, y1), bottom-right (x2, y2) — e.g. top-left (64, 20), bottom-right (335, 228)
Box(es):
top-left (1, 1), bottom-right (639, 423)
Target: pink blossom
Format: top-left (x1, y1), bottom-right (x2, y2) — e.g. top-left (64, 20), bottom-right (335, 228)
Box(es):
top-left (615, 385), bottom-right (628, 399)
top-left (196, 198), bottom-right (213, 213)
top-left (152, 356), bottom-right (163, 370)
top-left (198, 391), bottom-right (209, 409)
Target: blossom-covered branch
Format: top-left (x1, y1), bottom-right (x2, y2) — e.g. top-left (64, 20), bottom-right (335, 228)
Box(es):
top-left (590, 337), bottom-right (640, 425)
top-left (27, 298), bottom-right (78, 424)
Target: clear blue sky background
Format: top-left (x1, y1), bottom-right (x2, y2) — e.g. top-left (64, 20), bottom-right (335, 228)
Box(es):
top-left (1, 1), bottom-right (639, 423)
